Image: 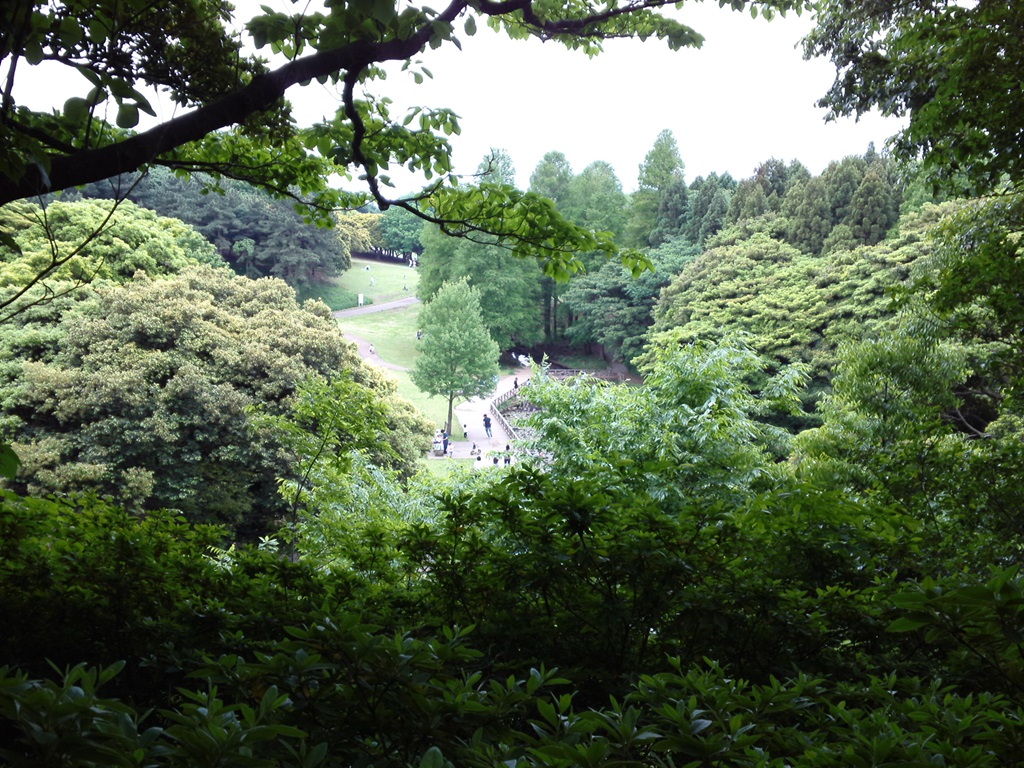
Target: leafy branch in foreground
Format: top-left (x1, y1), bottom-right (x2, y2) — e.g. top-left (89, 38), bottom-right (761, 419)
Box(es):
top-left (1, 0), bottom-right (808, 272)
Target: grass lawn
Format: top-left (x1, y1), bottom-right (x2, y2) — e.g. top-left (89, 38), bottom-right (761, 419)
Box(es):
top-left (336, 304), bottom-right (456, 430)
top-left (337, 305), bottom-right (421, 366)
top-left (416, 457), bottom-right (476, 476)
top-left (295, 282), bottom-right (358, 310)
top-left (298, 257), bottom-right (419, 311)
top-left (384, 368), bottom-right (453, 432)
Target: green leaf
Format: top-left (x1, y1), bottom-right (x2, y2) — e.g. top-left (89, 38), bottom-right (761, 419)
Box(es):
top-left (0, 443), bottom-right (19, 480)
top-left (887, 616), bottom-right (930, 632)
top-left (419, 746), bottom-right (447, 768)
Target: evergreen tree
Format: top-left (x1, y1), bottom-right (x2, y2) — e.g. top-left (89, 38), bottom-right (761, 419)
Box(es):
top-left (753, 158), bottom-right (790, 210)
top-left (73, 168), bottom-right (350, 287)
top-left (785, 176), bottom-right (833, 255)
top-left (823, 156), bottom-right (868, 226)
top-left (846, 168), bottom-right (897, 245)
top-left (784, 160), bottom-right (812, 193)
top-left (686, 174), bottom-right (729, 245)
top-left (411, 279), bottom-right (500, 434)
top-left (650, 176), bottom-right (690, 246)
top-left (726, 179), bottom-right (767, 224)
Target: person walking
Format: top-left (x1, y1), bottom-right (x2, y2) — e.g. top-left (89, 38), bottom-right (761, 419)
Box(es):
top-left (504, 444), bottom-right (512, 466)
top-left (513, 377), bottom-right (519, 393)
top-left (483, 413), bottom-right (492, 438)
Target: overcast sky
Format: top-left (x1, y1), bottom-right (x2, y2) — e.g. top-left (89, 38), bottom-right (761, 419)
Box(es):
top-left (279, 1), bottom-right (903, 193)
top-left (17, 1), bottom-right (903, 194)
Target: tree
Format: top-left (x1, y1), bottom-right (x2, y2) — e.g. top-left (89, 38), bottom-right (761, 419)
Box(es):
top-left (477, 147), bottom-right (517, 186)
top-left (378, 206), bottom-right (425, 255)
top-left (418, 224), bottom-right (544, 351)
top-left (411, 278), bottom-right (499, 433)
top-left (806, 0), bottom-right (1024, 194)
top-left (649, 202), bottom-right (958, 393)
top-left (524, 339), bottom-right (809, 507)
top-left (845, 167), bottom-right (897, 246)
top-left (71, 168), bottom-right (352, 287)
top-left (650, 175), bottom-right (690, 245)
top-left (334, 211), bottom-right (381, 255)
top-left (784, 176), bottom-right (832, 255)
top-left (686, 174), bottom-right (730, 244)
top-left (563, 161), bottom-right (630, 254)
top-left (2, 1), bottom-right (806, 276)
top-left (562, 236), bottom-right (697, 364)
top-left (529, 151), bottom-right (574, 206)
top-left (753, 157), bottom-right (790, 209)
top-left (726, 178), bottom-right (767, 224)
top-left (530, 151), bottom-right (576, 340)
top-left (626, 129), bottom-right (684, 246)
top-left (822, 156), bottom-right (867, 226)
top-left (0, 198), bottom-right (223, 317)
top-left (0, 265), bottom-right (426, 533)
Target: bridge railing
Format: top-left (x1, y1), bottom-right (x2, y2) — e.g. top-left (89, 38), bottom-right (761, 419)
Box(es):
top-left (488, 370), bottom-right (594, 441)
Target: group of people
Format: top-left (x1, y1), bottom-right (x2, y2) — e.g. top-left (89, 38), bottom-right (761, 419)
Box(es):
top-left (431, 429), bottom-right (450, 457)
top-left (473, 444), bottom-right (514, 469)
top-left (432, 410), bottom-right (516, 467)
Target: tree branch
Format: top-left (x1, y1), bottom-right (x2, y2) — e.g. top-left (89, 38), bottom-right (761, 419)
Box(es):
top-left (1, 1), bottom-right (467, 205)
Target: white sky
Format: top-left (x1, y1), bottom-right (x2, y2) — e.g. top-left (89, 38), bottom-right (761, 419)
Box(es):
top-left (15, 1), bottom-right (903, 194)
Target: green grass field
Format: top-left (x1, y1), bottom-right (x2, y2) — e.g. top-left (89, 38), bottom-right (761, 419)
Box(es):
top-left (303, 257), bottom-right (419, 310)
top-left (336, 302), bottom-right (460, 429)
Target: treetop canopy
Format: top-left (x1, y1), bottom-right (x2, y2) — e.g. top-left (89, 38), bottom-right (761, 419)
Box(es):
top-left (0, 0), bottom-right (808, 274)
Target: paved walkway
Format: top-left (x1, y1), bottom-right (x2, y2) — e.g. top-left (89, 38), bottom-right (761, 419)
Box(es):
top-left (332, 296), bottom-right (419, 318)
top-left (442, 368), bottom-right (532, 461)
top-left (333, 294), bottom-right (529, 461)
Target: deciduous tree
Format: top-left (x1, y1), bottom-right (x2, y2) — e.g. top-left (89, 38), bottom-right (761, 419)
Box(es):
top-left (0, 266), bottom-right (422, 532)
top-left (411, 278), bottom-right (499, 433)
top-left (806, 0), bottom-right (1024, 194)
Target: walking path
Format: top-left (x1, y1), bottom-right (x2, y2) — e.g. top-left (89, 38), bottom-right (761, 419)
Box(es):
top-left (442, 368), bottom-right (532, 460)
top-left (332, 296), bottom-right (419, 318)
top-left (332, 294), bottom-right (529, 461)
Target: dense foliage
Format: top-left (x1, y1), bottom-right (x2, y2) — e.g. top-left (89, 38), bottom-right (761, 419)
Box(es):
top-left (4, 2), bottom-right (1024, 766)
top-left (0, 265), bottom-right (431, 533)
top-left (807, 0), bottom-right (1024, 195)
top-left (648, 202), bottom-right (955, 385)
top-left (70, 169), bottom-right (352, 288)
